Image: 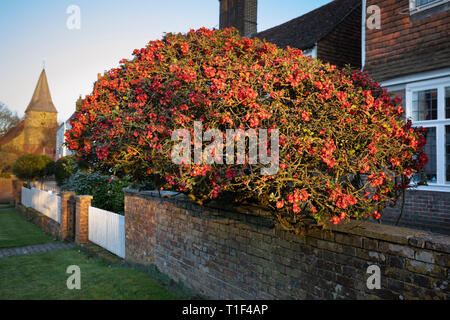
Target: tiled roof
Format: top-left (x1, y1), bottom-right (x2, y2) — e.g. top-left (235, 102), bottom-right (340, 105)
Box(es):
top-left (254, 0), bottom-right (361, 50)
top-left (0, 120), bottom-right (24, 146)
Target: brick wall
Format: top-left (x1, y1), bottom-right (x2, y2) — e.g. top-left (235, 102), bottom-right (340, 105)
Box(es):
top-left (365, 0), bottom-right (450, 82)
top-left (317, 2), bottom-right (361, 69)
top-left (60, 192), bottom-right (75, 241)
top-left (17, 204), bottom-right (61, 238)
top-left (124, 190), bottom-right (450, 300)
top-left (12, 179), bottom-right (23, 208)
top-left (219, 0), bottom-right (257, 37)
top-left (383, 190), bottom-right (450, 236)
top-left (0, 178), bottom-right (13, 204)
top-left (75, 195), bottom-right (92, 245)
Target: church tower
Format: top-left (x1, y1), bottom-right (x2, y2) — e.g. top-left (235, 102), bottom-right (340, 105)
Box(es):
top-left (219, 0), bottom-right (257, 37)
top-left (23, 69), bottom-right (58, 158)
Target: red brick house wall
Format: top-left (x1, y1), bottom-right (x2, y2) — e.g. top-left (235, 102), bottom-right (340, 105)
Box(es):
top-left (382, 190), bottom-right (450, 235)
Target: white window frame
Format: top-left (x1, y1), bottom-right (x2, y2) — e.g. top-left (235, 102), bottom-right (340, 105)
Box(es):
top-left (405, 76), bottom-right (450, 191)
top-left (409, 0), bottom-right (449, 14)
top-left (302, 44), bottom-right (317, 59)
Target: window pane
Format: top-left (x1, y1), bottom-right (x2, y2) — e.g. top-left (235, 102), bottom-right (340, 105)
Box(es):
top-left (412, 89), bottom-right (437, 121)
top-left (416, 0), bottom-right (438, 6)
top-left (447, 126), bottom-right (450, 182)
top-left (446, 87), bottom-right (450, 119)
top-left (422, 127), bottom-right (437, 182)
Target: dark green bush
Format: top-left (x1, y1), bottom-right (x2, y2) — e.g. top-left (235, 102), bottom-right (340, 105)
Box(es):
top-left (12, 154), bottom-right (53, 181)
top-left (52, 156), bottom-right (78, 186)
top-left (43, 161), bottom-right (56, 177)
top-left (62, 171), bottom-right (130, 214)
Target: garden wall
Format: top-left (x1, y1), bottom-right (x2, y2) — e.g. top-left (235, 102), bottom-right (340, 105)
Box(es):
top-left (124, 189), bottom-right (450, 300)
top-left (0, 177), bottom-right (13, 204)
top-left (17, 204), bottom-right (61, 238)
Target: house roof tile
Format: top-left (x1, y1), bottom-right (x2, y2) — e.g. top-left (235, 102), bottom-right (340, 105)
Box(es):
top-left (254, 0), bottom-right (361, 50)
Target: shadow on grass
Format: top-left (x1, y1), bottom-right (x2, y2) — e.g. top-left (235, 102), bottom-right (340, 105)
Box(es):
top-left (120, 263), bottom-right (204, 300)
top-left (80, 242), bottom-right (203, 300)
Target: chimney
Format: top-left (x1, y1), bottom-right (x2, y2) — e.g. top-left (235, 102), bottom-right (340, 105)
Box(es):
top-left (219, 0), bottom-right (257, 37)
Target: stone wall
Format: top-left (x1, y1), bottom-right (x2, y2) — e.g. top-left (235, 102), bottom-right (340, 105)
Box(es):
top-left (23, 110), bottom-right (58, 158)
top-left (124, 189), bottom-right (450, 300)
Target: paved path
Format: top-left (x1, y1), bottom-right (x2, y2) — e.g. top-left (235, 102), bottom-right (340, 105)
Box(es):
top-left (0, 242), bottom-right (75, 258)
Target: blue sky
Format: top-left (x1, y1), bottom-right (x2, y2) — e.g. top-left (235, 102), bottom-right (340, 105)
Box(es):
top-left (0, 0), bottom-right (332, 122)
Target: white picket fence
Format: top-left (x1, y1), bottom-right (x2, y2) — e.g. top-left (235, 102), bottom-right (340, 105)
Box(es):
top-left (88, 206), bottom-right (125, 258)
top-left (21, 187), bottom-right (61, 223)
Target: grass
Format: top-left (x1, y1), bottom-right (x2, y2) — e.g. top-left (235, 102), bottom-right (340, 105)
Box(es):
top-left (0, 208), bottom-right (55, 248)
top-left (121, 263), bottom-right (202, 299)
top-left (0, 248), bottom-right (182, 300)
top-left (0, 207), bottom-right (197, 300)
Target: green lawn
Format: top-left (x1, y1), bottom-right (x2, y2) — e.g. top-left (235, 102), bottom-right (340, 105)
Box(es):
top-left (0, 248), bottom-right (182, 300)
top-left (0, 207), bottom-right (196, 300)
top-left (0, 209), bottom-right (55, 248)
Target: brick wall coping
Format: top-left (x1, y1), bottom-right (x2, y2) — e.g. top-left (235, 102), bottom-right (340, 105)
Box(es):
top-left (123, 188), bottom-right (450, 255)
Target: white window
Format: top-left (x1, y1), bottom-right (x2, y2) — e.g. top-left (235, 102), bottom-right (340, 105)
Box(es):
top-left (302, 45), bottom-right (317, 59)
top-left (409, 0), bottom-right (449, 13)
top-left (405, 76), bottom-right (450, 190)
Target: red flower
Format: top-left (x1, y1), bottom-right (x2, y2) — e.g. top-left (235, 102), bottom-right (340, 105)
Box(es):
top-left (373, 210), bottom-right (381, 220)
top-left (276, 200), bottom-right (284, 209)
top-left (225, 168), bottom-right (236, 179)
top-left (301, 111), bottom-right (310, 122)
top-left (180, 42), bottom-right (190, 55)
top-left (360, 163), bottom-right (370, 173)
top-left (390, 157), bottom-right (400, 166)
top-left (203, 65), bottom-right (216, 78)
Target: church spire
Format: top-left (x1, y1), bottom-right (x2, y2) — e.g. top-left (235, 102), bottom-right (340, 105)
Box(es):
top-left (25, 69), bottom-right (57, 113)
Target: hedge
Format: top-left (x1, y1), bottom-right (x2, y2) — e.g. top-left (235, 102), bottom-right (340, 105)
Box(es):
top-left (65, 27), bottom-right (427, 233)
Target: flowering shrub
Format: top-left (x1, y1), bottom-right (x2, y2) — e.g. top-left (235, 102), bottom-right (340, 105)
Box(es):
top-left (66, 27), bottom-right (427, 233)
